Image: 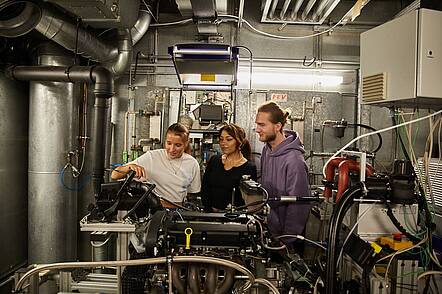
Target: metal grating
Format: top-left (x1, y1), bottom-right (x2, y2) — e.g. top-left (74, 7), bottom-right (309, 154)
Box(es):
top-left (260, 0), bottom-right (372, 25)
top-left (261, 0), bottom-right (342, 25)
top-left (417, 158), bottom-right (442, 212)
top-left (362, 72), bottom-right (387, 102)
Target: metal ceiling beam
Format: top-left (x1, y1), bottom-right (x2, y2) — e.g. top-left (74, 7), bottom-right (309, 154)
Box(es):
top-left (290, 0), bottom-right (305, 20)
top-left (301, 0), bottom-right (319, 20)
top-left (280, 0), bottom-right (293, 20)
top-left (261, 0), bottom-right (273, 22)
top-left (313, 0), bottom-right (335, 20)
top-left (318, 0), bottom-right (342, 23)
top-left (269, 0), bottom-right (279, 19)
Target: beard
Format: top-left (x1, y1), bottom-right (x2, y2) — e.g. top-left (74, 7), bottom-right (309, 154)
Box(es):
top-left (260, 131), bottom-right (276, 142)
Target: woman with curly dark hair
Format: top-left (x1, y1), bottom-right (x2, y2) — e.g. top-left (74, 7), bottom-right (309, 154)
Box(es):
top-left (201, 123), bottom-right (257, 212)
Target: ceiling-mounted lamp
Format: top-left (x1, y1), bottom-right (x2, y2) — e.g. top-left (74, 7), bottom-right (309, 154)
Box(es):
top-left (168, 43), bottom-right (239, 91)
top-left (236, 66), bottom-right (344, 90)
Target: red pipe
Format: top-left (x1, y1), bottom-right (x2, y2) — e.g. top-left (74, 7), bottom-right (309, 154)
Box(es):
top-left (323, 157), bottom-right (347, 199)
top-left (336, 160), bottom-right (375, 201)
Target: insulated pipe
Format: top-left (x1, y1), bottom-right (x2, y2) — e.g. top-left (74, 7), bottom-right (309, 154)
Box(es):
top-left (0, 1), bottom-right (151, 74)
top-left (131, 10), bottom-right (152, 44)
top-left (24, 45), bottom-right (78, 265)
top-left (336, 160), bottom-right (375, 201)
top-left (323, 157), bottom-right (347, 198)
top-left (7, 65), bottom-right (114, 197)
top-left (35, 2), bottom-right (115, 61)
top-left (15, 256), bottom-right (255, 293)
top-left (107, 29), bottom-right (133, 75)
top-left (36, 6), bottom-right (149, 74)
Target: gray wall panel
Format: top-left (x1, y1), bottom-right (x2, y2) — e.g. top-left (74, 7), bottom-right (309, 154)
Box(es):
top-left (0, 74), bottom-right (28, 279)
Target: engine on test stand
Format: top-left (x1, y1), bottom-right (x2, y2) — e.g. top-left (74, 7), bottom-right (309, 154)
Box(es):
top-left (83, 172), bottom-right (320, 293)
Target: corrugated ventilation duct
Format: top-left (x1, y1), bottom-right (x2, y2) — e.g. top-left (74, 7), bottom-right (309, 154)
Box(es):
top-left (0, 0), bottom-right (151, 75)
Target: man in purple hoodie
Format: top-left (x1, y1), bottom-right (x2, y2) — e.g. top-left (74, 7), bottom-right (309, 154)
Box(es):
top-left (255, 102), bottom-right (311, 249)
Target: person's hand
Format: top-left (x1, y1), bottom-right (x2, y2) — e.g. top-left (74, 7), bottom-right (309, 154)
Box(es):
top-left (125, 164), bottom-right (146, 179)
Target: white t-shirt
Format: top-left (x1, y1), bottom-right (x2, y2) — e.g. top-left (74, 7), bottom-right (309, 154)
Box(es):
top-left (128, 149), bottom-right (201, 203)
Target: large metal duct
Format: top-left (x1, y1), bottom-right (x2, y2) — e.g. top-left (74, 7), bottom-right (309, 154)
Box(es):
top-left (108, 29), bottom-right (133, 76)
top-left (24, 44), bottom-right (78, 263)
top-left (131, 9), bottom-right (152, 45)
top-left (7, 50), bottom-right (114, 263)
top-left (0, 72), bottom-right (28, 277)
top-left (8, 64), bottom-right (115, 198)
top-left (35, 3), bottom-right (114, 61)
top-left (0, 0), bottom-right (151, 75)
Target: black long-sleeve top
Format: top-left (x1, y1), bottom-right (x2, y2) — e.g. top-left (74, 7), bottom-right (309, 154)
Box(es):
top-left (201, 155), bottom-right (257, 211)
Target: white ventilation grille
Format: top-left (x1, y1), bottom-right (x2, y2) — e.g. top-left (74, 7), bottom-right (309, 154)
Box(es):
top-left (417, 158), bottom-right (442, 213)
top-left (362, 73), bottom-right (387, 102)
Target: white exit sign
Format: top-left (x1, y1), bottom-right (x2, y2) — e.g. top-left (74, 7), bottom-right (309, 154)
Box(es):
top-left (271, 93), bottom-right (288, 102)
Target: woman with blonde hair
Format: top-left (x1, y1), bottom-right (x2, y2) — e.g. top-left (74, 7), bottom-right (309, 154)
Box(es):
top-left (112, 123), bottom-right (200, 206)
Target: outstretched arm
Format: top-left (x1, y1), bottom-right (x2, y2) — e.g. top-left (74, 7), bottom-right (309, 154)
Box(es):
top-left (111, 164), bottom-right (146, 180)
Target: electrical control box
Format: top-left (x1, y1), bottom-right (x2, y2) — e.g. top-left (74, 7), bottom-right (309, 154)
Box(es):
top-left (360, 9), bottom-right (442, 108)
top-left (357, 203), bottom-right (419, 241)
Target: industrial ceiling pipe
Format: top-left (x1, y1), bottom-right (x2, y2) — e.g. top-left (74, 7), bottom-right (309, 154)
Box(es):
top-left (7, 65), bottom-right (114, 198)
top-left (109, 29), bottom-right (133, 76)
top-left (0, 0), bottom-right (152, 75)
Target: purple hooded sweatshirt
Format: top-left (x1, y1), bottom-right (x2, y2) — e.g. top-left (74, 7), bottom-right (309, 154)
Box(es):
top-left (260, 130), bottom-right (311, 239)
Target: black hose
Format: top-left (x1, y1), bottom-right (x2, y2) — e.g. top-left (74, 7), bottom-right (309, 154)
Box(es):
top-left (391, 114), bottom-right (433, 240)
top-left (325, 183), bottom-right (364, 294)
top-left (123, 184), bottom-right (156, 220)
top-left (132, 51), bottom-right (141, 84)
top-left (348, 123), bottom-right (383, 153)
top-left (361, 266), bottom-right (371, 294)
top-left (103, 170), bottom-right (136, 219)
top-left (235, 200), bottom-right (265, 210)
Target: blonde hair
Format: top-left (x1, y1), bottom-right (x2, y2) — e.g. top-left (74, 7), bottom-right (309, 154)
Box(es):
top-left (166, 123), bottom-right (189, 142)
